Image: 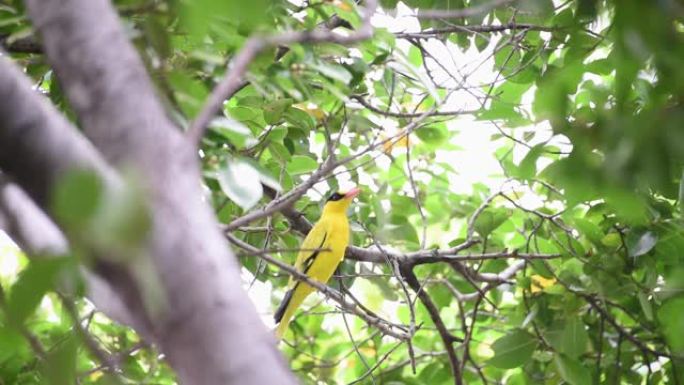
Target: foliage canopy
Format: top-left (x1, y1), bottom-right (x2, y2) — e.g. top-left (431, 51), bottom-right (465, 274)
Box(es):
top-left (1, 0), bottom-right (684, 384)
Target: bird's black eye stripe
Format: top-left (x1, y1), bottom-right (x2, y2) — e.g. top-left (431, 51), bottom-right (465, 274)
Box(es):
top-left (327, 192), bottom-right (344, 201)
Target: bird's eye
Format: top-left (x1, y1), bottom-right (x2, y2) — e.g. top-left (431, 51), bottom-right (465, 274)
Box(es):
top-left (327, 192), bottom-right (343, 201)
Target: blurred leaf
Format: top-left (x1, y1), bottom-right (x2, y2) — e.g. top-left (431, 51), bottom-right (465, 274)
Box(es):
top-left (43, 335), bottom-right (77, 385)
top-left (209, 117), bottom-right (256, 148)
top-left (554, 353), bottom-right (591, 385)
top-left (638, 291), bottom-right (654, 321)
top-left (517, 144), bottom-right (545, 180)
top-left (415, 125), bottom-right (448, 145)
top-left (560, 317), bottom-right (588, 358)
top-left (7, 259), bottom-right (68, 324)
top-left (286, 155), bottom-right (318, 175)
top-left (311, 62), bottom-right (352, 84)
top-left (217, 159), bottom-right (264, 210)
top-left (474, 208), bottom-right (509, 238)
top-left (488, 330), bottom-right (537, 369)
top-left (627, 231), bottom-right (658, 258)
top-left (52, 170), bottom-right (103, 230)
top-left (263, 99), bottom-right (293, 125)
top-left (658, 296), bottom-right (684, 354)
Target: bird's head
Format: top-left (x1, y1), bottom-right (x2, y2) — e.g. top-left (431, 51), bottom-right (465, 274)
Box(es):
top-left (322, 187), bottom-right (360, 215)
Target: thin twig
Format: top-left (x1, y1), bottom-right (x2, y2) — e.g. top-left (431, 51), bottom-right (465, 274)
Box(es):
top-left (225, 233), bottom-right (410, 340)
top-left (350, 95), bottom-right (477, 117)
top-left (416, 0), bottom-right (515, 19)
top-left (399, 263), bottom-right (463, 385)
top-left (395, 22), bottom-right (555, 39)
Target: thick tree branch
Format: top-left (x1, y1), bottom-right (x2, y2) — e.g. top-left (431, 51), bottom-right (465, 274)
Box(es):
top-left (0, 178), bottom-right (68, 256)
top-left (0, 55), bottom-right (159, 339)
top-left (0, 57), bottom-right (118, 207)
top-left (23, 1), bottom-right (297, 384)
top-left (0, 179), bottom-right (140, 331)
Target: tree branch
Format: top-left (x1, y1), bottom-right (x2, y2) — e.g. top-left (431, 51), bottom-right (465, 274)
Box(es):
top-left (23, 1), bottom-right (298, 384)
top-left (350, 95), bottom-right (478, 117)
top-left (395, 23), bottom-right (556, 39)
top-left (399, 262), bottom-right (463, 385)
top-left (416, 0), bottom-right (515, 19)
top-left (0, 178), bottom-right (141, 332)
top-left (0, 34), bottom-right (42, 54)
top-left (226, 233), bottom-right (411, 341)
top-left (0, 56), bottom-right (119, 207)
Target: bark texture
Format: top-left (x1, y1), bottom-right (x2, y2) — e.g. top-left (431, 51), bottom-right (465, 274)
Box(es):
top-left (0, 0), bottom-right (298, 383)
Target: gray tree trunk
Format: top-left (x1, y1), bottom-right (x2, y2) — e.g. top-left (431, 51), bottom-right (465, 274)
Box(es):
top-left (0, 0), bottom-right (297, 383)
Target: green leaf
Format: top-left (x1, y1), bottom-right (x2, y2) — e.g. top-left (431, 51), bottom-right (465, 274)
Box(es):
top-left (561, 317), bottom-right (588, 358)
top-left (554, 353), bottom-right (591, 385)
top-left (601, 233), bottom-right (622, 247)
top-left (52, 170), bottom-right (103, 230)
top-left (0, 326), bottom-right (27, 363)
top-left (216, 159), bottom-right (264, 210)
top-left (244, 159), bottom-right (282, 193)
top-left (658, 296), bottom-right (684, 354)
top-left (263, 99), bottom-right (293, 125)
top-left (284, 107), bottom-right (316, 132)
top-left (7, 259), bottom-right (68, 324)
top-left (416, 125), bottom-right (448, 145)
top-left (517, 144), bottom-right (545, 180)
top-left (227, 106), bottom-right (261, 122)
top-left (679, 170), bottom-right (684, 218)
top-left (518, 0), bottom-right (554, 15)
top-left (311, 62), bottom-right (352, 84)
top-left (95, 178), bottom-right (152, 251)
top-left (43, 335), bottom-right (77, 385)
top-left (209, 117), bottom-right (256, 148)
top-left (474, 208), bottom-right (509, 237)
top-left (286, 155), bottom-right (318, 175)
top-left (627, 231), bottom-right (658, 258)
top-left (488, 329), bottom-right (538, 369)
top-left (573, 218), bottom-right (603, 246)
top-left (638, 292), bottom-right (654, 321)
top-left (408, 45), bottom-right (423, 67)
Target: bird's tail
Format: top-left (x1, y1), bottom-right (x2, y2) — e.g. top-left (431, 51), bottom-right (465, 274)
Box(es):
top-left (274, 283), bottom-right (313, 340)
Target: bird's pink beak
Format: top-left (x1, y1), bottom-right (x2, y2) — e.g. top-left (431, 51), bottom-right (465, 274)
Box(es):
top-left (344, 187), bottom-right (361, 199)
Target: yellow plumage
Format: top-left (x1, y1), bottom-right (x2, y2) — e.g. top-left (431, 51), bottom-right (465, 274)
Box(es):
top-left (274, 188), bottom-right (359, 339)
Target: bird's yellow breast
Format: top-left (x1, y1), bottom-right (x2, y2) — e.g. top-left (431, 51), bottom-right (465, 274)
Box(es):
top-left (306, 212), bottom-right (349, 283)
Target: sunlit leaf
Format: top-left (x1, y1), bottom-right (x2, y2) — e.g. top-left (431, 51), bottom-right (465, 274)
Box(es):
top-left (7, 259), bottom-right (68, 324)
top-left (286, 155), bottom-right (318, 176)
top-left (216, 159), bottom-right (264, 210)
top-left (627, 231), bottom-right (658, 258)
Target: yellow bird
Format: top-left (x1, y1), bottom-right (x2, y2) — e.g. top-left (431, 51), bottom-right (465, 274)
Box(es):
top-left (274, 187), bottom-right (360, 339)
